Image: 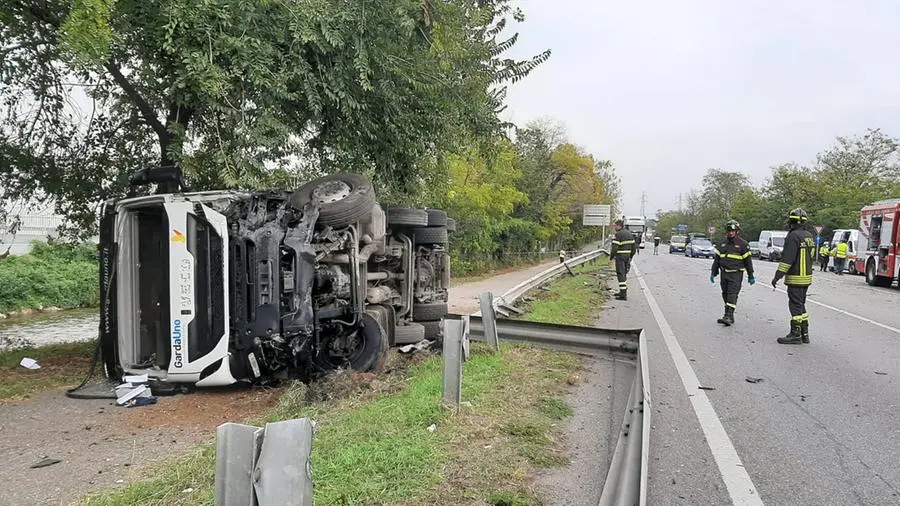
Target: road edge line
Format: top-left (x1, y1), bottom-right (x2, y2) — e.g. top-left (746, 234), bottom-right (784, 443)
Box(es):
top-left (633, 263), bottom-right (764, 506)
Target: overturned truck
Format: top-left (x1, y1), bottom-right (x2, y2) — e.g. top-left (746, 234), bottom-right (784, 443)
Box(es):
top-left (99, 172), bottom-right (454, 386)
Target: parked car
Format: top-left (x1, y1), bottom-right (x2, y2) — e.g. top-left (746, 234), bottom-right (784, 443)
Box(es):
top-left (685, 239), bottom-right (715, 258)
top-left (669, 235), bottom-right (687, 253)
top-left (99, 170), bottom-right (452, 387)
top-left (748, 241), bottom-right (760, 258)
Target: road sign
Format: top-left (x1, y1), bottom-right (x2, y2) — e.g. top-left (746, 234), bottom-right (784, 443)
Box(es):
top-left (708, 226), bottom-right (716, 235)
top-left (582, 204), bottom-right (611, 227)
top-left (814, 225), bottom-right (824, 235)
top-left (677, 224), bottom-right (689, 232)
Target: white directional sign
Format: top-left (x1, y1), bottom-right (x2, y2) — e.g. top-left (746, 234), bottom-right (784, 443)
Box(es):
top-left (814, 225), bottom-right (824, 235)
top-left (582, 204), bottom-right (611, 226)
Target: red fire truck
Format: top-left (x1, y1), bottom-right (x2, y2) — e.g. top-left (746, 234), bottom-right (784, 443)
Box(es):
top-left (857, 198), bottom-right (900, 287)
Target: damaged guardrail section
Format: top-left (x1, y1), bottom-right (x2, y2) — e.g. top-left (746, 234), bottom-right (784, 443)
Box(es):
top-left (450, 246), bottom-right (651, 505)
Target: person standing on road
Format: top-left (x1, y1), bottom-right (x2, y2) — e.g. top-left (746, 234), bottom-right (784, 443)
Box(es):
top-left (833, 239), bottom-right (848, 275)
top-left (818, 242), bottom-right (830, 272)
top-left (653, 236), bottom-right (661, 255)
top-left (771, 208), bottom-right (815, 345)
top-left (633, 232), bottom-right (641, 255)
top-left (710, 219), bottom-right (755, 326)
top-left (559, 249), bottom-right (566, 264)
top-left (611, 219), bottom-right (635, 300)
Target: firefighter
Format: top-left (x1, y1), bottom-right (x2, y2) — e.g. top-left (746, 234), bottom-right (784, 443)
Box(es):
top-left (710, 219), bottom-right (754, 326)
top-left (818, 242), bottom-right (830, 272)
top-left (611, 219), bottom-right (635, 300)
top-left (771, 208), bottom-right (815, 345)
top-left (833, 239), bottom-right (848, 275)
top-left (653, 236), bottom-right (661, 255)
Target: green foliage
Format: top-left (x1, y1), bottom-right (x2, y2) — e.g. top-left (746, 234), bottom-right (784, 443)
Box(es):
top-left (0, 242), bottom-right (99, 313)
top-left (658, 128), bottom-right (900, 242)
top-left (1, 0), bottom-right (549, 236)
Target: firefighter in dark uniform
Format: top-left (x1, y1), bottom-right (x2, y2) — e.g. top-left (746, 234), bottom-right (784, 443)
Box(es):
top-left (771, 208), bottom-right (815, 344)
top-left (710, 219), bottom-right (754, 326)
top-left (611, 219), bottom-right (635, 300)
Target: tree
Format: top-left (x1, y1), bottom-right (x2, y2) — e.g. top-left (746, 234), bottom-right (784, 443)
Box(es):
top-left (1, 0), bottom-right (550, 234)
top-left (699, 169), bottom-right (752, 225)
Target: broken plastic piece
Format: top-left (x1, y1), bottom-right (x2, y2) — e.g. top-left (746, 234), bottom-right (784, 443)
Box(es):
top-left (124, 374), bottom-right (149, 383)
top-left (125, 397), bottom-right (158, 408)
top-left (19, 357), bottom-right (40, 370)
top-left (30, 458), bottom-right (61, 469)
top-left (874, 371), bottom-right (888, 376)
top-left (698, 385), bottom-right (716, 391)
top-left (745, 377), bottom-right (764, 384)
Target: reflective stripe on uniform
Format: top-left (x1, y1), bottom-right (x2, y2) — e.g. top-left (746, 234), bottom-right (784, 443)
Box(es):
top-left (777, 262), bottom-right (790, 273)
top-left (719, 252), bottom-right (751, 260)
top-left (791, 313), bottom-right (809, 322)
top-left (726, 302), bottom-right (737, 309)
top-left (613, 240), bottom-right (635, 246)
top-left (785, 274), bottom-right (812, 285)
top-left (724, 268), bottom-right (745, 273)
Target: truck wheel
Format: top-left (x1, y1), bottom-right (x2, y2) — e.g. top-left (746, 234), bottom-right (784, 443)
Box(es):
top-left (446, 217), bottom-right (457, 233)
top-left (394, 322), bottom-right (426, 344)
top-left (866, 260), bottom-right (876, 286)
top-left (387, 207), bottom-right (429, 227)
top-left (414, 226), bottom-right (448, 245)
top-left (413, 302), bottom-right (448, 321)
top-left (426, 209), bottom-right (448, 227)
top-left (290, 173), bottom-right (376, 227)
top-left (347, 312), bottom-right (389, 372)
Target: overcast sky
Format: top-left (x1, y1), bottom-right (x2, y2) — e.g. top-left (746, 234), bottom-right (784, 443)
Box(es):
top-left (500, 0), bottom-right (900, 216)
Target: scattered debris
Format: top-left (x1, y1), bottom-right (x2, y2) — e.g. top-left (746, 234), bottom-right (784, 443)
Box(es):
top-left (875, 371), bottom-right (888, 376)
top-left (182, 488), bottom-right (194, 494)
top-left (800, 395), bottom-right (808, 402)
top-left (19, 357), bottom-right (40, 370)
top-left (427, 424), bottom-right (436, 433)
top-left (398, 339), bottom-right (432, 354)
top-left (116, 384), bottom-right (151, 406)
top-left (115, 479), bottom-right (124, 484)
top-left (30, 458), bottom-right (61, 469)
top-left (460, 401), bottom-right (473, 408)
top-left (745, 377), bottom-right (764, 384)
top-left (124, 397), bottom-right (158, 408)
top-left (698, 386), bottom-right (716, 391)
top-left (124, 374), bottom-right (149, 383)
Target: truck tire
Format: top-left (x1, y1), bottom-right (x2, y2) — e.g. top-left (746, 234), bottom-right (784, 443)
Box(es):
top-left (426, 209), bottom-right (447, 227)
top-left (394, 322), bottom-right (426, 344)
top-left (290, 173), bottom-right (376, 227)
top-left (387, 207), bottom-right (429, 227)
top-left (446, 217), bottom-right (456, 233)
top-left (414, 226), bottom-right (448, 245)
top-left (348, 312), bottom-right (389, 372)
top-left (413, 302), bottom-right (448, 321)
top-left (421, 320), bottom-right (443, 342)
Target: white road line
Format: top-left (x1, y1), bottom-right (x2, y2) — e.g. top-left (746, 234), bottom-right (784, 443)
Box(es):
top-left (773, 287), bottom-right (900, 335)
top-left (633, 263), bottom-right (764, 506)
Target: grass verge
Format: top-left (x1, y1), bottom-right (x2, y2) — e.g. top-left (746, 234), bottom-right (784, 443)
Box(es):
top-left (0, 340), bottom-right (95, 402)
top-left (0, 242), bottom-right (99, 314)
top-left (78, 262), bottom-right (609, 506)
top-left (520, 261), bottom-right (609, 326)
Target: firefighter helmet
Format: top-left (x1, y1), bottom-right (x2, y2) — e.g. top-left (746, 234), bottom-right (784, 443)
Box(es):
top-left (725, 219), bottom-right (740, 231)
top-left (787, 208), bottom-right (808, 224)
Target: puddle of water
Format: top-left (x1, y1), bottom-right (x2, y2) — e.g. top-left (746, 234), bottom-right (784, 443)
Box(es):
top-left (0, 308), bottom-right (99, 350)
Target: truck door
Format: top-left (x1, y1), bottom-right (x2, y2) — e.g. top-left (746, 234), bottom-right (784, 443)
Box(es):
top-left (868, 216), bottom-right (889, 275)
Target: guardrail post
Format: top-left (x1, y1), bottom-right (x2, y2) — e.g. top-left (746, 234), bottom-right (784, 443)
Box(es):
top-left (215, 418), bottom-right (315, 506)
top-left (478, 292), bottom-right (500, 352)
top-left (441, 318), bottom-right (464, 409)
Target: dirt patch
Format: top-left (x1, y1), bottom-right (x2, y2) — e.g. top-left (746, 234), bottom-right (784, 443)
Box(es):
top-left (0, 342), bottom-right (96, 403)
top-left (119, 387), bottom-right (284, 431)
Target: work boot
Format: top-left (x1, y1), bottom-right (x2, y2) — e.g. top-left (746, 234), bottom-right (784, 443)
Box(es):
top-left (614, 290), bottom-right (627, 301)
top-left (777, 322), bottom-right (803, 345)
top-left (801, 320), bottom-right (809, 344)
top-left (723, 307), bottom-right (735, 326)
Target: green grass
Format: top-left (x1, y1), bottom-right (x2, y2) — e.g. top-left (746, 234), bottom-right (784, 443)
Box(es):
top-left (520, 261), bottom-right (609, 326)
top-left (78, 345), bottom-right (580, 506)
top-left (0, 242), bottom-right (99, 313)
top-left (0, 340), bottom-right (96, 401)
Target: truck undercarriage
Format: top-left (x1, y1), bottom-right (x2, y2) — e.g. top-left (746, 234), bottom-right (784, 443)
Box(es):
top-left (99, 173), bottom-right (453, 386)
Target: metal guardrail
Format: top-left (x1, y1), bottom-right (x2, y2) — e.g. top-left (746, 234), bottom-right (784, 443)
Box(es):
top-left (473, 246), bottom-right (610, 317)
top-left (456, 243), bottom-right (651, 506)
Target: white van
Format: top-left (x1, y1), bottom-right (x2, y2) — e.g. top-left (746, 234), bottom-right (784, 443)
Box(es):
top-left (758, 230), bottom-right (788, 261)
top-left (829, 229), bottom-right (860, 274)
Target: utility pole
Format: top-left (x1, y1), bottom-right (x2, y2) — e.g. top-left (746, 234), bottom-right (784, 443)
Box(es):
top-left (678, 193), bottom-right (683, 212)
top-left (640, 191), bottom-right (647, 218)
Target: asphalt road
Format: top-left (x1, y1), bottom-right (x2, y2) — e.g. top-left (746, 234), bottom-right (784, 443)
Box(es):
top-left (608, 249), bottom-right (900, 505)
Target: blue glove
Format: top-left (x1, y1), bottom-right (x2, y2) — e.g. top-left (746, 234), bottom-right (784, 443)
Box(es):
top-left (709, 275), bottom-right (716, 284)
top-left (748, 276), bottom-right (756, 285)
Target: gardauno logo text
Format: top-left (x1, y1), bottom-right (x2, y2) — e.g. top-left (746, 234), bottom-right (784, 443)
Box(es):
top-left (172, 319), bottom-right (184, 368)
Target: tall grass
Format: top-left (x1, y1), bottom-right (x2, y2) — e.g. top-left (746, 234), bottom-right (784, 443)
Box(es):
top-left (0, 242), bottom-right (100, 313)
